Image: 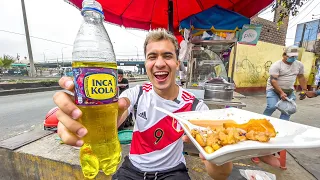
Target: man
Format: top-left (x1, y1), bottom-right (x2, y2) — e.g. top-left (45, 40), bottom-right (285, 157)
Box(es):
top-left (263, 45), bottom-right (308, 120)
top-left (54, 28), bottom-right (277, 180)
top-left (118, 69), bottom-right (129, 95)
top-left (117, 69), bottom-right (133, 130)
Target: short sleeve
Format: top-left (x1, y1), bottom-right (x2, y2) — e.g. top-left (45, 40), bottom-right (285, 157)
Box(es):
top-left (119, 85), bottom-right (141, 113)
top-left (269, 62), bottom-right (280, 76)
top-left (195, 100), bottom-right (209, 111)
top-left (298, 62), bottom-right (305, 75)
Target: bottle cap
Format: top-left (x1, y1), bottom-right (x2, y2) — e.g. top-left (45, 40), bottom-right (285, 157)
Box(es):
top-left (81, 0), bottom-right (104, 16)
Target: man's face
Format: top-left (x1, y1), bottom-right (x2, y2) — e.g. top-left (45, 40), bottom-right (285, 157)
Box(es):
top-left (145, 39), bottom-right (179, 91)
top-left (118, 74), bottom-right (123, 82)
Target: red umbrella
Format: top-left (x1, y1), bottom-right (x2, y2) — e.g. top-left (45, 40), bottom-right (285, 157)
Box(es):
top-left (66, 0), bottom-right (273, 34)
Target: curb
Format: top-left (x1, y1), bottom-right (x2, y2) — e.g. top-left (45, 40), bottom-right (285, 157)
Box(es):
top-left (0, 86), bottom-right (63, 96)
top-left (0, 79), bottom-right (148, 96)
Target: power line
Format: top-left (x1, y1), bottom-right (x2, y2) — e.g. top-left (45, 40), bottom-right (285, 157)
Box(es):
top-left (124, 29), bottom-right (145, 39)
top-left (288, 1), bottom-right (320, 30)
top-left (0, 29), bottom-right (73, 46)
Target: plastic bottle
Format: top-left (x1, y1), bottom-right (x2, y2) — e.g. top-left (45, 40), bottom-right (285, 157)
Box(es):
top-left (72, 0), bottom-right (121, 178)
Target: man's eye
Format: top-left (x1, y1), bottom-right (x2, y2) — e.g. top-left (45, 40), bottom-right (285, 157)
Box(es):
top-left (164, 55), bottom-right (172, 59)
top-left (148, 56), bottom-right (156, 60)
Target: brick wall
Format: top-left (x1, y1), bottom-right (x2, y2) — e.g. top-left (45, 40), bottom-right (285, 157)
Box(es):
top-left (250, 5), bottom-right (289, 46)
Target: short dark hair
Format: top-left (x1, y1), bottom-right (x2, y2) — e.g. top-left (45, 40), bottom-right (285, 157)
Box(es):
top-left (118, 69), bottom-right (124, 75)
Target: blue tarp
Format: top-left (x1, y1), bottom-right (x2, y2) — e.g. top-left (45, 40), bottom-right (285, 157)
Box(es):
top-left (180, 5), bottom-right (250, 32)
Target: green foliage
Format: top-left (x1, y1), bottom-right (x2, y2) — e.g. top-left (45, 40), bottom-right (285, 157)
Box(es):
top-left (273, 0), bottom-right (308, 25)
top-left (0, 55), bottom-right (15, 68)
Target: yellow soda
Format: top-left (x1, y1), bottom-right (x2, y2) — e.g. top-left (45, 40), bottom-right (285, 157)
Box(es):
top-left (71, 0), bottom-right (121, 178)
top-left (73, 62), bottom-right (121, 179)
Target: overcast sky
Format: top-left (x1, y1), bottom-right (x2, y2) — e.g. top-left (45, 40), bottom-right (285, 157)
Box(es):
top-left (0, 0), bottom-right (319, 64)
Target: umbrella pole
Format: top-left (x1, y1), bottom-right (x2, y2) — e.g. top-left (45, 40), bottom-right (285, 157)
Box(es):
top-left (230, 41), bottom-right (237, 83)
top-left (168, 0), bottom-right (174, 33)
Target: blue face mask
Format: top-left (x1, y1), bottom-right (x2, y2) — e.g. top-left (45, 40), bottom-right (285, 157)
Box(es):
top-left (287, 56), bottom-right (297, 63)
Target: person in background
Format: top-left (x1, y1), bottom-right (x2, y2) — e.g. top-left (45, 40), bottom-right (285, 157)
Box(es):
top-left (118, 69), bottom-right (129, 95)
top-left (263, 45), bottom-right (307, 121)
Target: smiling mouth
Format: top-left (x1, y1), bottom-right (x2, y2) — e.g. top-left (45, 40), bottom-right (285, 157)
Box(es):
top-left (154, 71), bottom-right (169, 81)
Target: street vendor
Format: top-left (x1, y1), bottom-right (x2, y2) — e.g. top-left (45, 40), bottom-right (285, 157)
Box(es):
top-left (263, 45), bottom-right (308, 120)
top-left (53, 28), bottom-right (279, 179)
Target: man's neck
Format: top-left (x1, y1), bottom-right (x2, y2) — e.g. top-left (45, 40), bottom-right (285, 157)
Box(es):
top-left (154, 84), bottom-right (179, 100)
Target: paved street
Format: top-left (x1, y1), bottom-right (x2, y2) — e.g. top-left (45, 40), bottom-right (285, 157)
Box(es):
top-left (242, 94), bottom-right (320, 179)
top-left (0, 81), bottom-right (147, 141)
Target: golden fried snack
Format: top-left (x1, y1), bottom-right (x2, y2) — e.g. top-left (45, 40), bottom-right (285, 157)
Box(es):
top-left (190, 119), bottom-right (276, 154)
top-left (223, 119), bottom-right (276, 137)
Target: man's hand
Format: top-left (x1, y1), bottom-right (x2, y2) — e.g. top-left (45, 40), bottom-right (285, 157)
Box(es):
top-left (306, 91), bottom-right (317, 98)
top-left (279, 92), bottom-right (287, 100)
top-left (53, 77), bottom-right (130, 147)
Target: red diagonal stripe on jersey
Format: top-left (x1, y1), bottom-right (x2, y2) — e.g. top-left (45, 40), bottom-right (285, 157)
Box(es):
top-left (130, 103), bottom-right (193, 155)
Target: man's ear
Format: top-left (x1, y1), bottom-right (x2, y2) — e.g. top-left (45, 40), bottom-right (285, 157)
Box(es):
top-left (176, 60), bottom-right (180, 71)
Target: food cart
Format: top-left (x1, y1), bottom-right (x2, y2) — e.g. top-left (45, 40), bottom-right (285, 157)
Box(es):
top-left (179, 5), bottom-right (249, 109)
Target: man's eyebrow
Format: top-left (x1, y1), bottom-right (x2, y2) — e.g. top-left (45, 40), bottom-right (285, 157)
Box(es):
top-left (162, 52), bottom-right (174, 55)
top-left (147, 52), bottom-right (157, 56)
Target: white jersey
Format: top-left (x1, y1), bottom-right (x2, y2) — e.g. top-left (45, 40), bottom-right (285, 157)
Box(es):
top-left (120, 82), bottom-right (209, 172)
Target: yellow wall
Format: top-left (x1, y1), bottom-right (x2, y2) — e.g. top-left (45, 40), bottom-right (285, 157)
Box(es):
top-left (296, 51), bottom-right (316, 86)
top-left (229, 41), bottom-right (316, 88)
top-left (229, 41), bottom-right (284, 88)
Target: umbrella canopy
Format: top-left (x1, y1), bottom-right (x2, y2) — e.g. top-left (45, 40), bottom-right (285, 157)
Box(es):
top-left (180, 5), bottom-right (250, 32)
top-left (66, 0), bottom-right (273, 34)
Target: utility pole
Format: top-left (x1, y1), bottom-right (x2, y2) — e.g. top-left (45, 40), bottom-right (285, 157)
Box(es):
top-left (134, 46), bottom-right (139, 60)
top-left (299, 23), bottom-right (307, 48)
top-left (21, 0), bottom-right (35, 77)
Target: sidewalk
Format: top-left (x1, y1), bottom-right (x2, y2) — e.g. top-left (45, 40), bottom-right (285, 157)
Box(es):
top-left (241, 93), bottom-right (320, 179)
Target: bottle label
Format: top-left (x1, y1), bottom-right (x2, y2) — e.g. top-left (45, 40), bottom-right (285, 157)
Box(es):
top-left (73, 67), bottom-right (118, 105)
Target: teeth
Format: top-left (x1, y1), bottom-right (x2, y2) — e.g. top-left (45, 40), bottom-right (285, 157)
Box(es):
top-left (154, 72), bottom-right (169, 75)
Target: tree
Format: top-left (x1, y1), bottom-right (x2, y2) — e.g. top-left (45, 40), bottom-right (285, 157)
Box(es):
top-left (0, 55), bottom-right (15, 69)
top-left (273, 0), bottom-right (308, 25)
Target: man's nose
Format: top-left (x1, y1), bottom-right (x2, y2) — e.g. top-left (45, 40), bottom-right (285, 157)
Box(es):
top-left (154, 57), bottom-right (166, 69)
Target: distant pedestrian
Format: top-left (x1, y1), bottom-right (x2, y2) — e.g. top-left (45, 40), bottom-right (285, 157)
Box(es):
top-left (263, 45), bottom-right (308, 120)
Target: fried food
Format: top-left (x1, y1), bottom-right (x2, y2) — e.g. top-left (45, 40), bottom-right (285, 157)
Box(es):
top-left (224, 119), bottom-right (276, 137)
top-left (191, 119), bottom-right (276, 154)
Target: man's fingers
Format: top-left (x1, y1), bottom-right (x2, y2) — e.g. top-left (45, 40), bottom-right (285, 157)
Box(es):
top-left (57, 122), bottom-right (84, 147)
top-left (56, 109), bottom-right (87, 138)
top-left (53, 91), bottom-right (82, 119)
top-left (58, 76), bottom-right (74, 92)
top-left (259, 155), bottom-right (280, 167)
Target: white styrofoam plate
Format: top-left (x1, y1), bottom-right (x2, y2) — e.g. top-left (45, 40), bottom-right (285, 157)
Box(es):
top-left (174, 108), bottom-right (320, 165)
